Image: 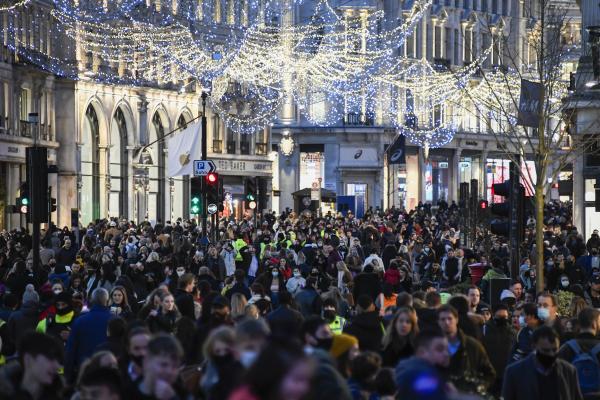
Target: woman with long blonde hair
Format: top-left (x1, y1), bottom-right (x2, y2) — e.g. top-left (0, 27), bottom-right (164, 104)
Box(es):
top-left (381, 307), bottom-right (418, 367)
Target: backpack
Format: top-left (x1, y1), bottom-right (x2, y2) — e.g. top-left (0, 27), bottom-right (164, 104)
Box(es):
top-left (566, 339), bottom-right (600, 394)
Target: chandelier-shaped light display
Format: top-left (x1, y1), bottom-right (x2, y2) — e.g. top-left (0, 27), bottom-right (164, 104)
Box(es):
top-left (4, 0), bottom-right (538, 142)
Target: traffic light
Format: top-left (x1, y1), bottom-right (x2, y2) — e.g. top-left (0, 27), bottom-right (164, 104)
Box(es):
top-left (244, 177), bottom-right (257, 209)
top-left (18, 182), bottom-right (29, 214)
top-left (205, 172), bottom-right (220, 207)
top-left (490, 180), bottom-right (511, 236)
top-left (190, 177), bottom-right (202, 215)
top-left (49, 197), bottom-right (57, 213)
top-left (479, 200), bottom-right (488, 210)
top-left (206, 172), bottom-right (218, 185)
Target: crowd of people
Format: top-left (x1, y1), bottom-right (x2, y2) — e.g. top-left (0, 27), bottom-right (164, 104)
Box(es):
top-left (0, 199), bottom-right (598, 400)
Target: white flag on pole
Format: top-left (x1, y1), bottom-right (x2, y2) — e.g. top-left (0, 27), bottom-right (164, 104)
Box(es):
top-left (167, 121), bottom-right (202, 177)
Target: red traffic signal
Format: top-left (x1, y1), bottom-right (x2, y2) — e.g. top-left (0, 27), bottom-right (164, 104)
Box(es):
top-left (205, 172), bottom-right (218, 185)
top-left (479, 200), bottom-right (488, 209)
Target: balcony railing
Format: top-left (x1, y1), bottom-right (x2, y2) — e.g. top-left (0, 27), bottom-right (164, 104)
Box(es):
top-left (226, 141), bottom-right (236, 154)
top-left (18, 120), bottom-right (52, 141)
top-left (255, 142), bottom-right (268, 155)
top-left (212, 139), bottom-right (223, 154)
top-left (343, 112), bottom-right (374, 126)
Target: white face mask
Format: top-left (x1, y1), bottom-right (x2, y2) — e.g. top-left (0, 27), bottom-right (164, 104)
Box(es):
top-left (293, 271), bottom-right (301, 278)
top-left (537, 307), bottom-right (550, 321)
top-left (239, 350), bottom-right (258, 368)
top-left (518, 315), bottom-right (526, 328)
top-left (176, 269), bottom-right (185, 277)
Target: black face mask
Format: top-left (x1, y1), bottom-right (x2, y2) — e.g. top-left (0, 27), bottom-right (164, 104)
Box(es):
top-left (211, 311), bottom-right (228, 323)
top-left (494, 317), bottom-right (509, 327)
top-left (316, 337), bottom-right (334, 351)
top-left (536, 352), bottom-right (557, 369)
top-left (323, 310), bottom-right (337, 322)
top-left (55, 306), bottom-right (72, 316)
top-left (213, 353), bottom-right (234, 369)
top-left (130, 354), bottom-right (144, 367)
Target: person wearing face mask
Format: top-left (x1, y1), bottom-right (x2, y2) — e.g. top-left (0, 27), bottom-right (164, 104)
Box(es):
top-left (35, 291), bottom-right (75, 344)
top-left (234, 318), bottom-right (270, 369)
top-left (200, 326), bottom-right (244, 400)
top-left (537, 292), bottom-right (564, 340)
top-left (503, 326), bottom-right (583, 400)
top-left (511, 303), bottom-right (542, 362)
top-left (286, 268), bottom-right (306, 295)
top-left (482, 304), bottom-right (516, 396)
top-left (321, 298), bottom-right (346, 335)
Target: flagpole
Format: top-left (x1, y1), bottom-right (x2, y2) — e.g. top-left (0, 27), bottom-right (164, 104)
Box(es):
top-left (140, 113), bottom-right (203, 153)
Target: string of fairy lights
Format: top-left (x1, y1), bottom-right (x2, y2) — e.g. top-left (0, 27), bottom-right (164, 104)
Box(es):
top-left (0, 0), bottom-right (571, 150)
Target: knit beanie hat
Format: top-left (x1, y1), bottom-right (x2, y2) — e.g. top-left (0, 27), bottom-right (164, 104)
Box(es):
top-left (329, 333), bottom-right (359, 358)
top-left (22, 284), bottom-right (39, 304)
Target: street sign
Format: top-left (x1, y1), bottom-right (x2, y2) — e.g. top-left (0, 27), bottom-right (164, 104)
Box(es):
top-left (207, 203), bottom-right (218, 214)
top-left (193, 160), bottom-right (216, 176)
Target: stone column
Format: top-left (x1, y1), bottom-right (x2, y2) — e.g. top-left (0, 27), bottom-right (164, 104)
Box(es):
top-left (54, 81), bottom-right (78, 227)
top-left (98, 144), bottom-right (108, 218)
top-left (572, 151), bottom-right (585, 236)
top-left (451, 148), bottom-right (462, 202)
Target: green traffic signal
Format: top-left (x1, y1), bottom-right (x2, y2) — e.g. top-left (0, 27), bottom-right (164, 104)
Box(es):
top-left (246, 194), bottom-right (255, 202)
top-left (191, 196), bottom-right (201, 214)
top-left (21, 197), bottom-right (29, 205)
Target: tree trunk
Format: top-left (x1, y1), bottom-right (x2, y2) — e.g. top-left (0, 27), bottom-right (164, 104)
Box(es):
top-left (535, 183), bottom-right (545, 293)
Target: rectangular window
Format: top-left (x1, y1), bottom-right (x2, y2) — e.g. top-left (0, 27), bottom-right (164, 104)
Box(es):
top-left (426, 24), bottom-right (433, 59)
top-left (19, 88), bottom-right (28, 121)
top-left (434, 26), bottom-right (441, 58)
top-left (453, 29), bottom-right (459, 65)
top-left (407, 27), bottom-right (415, 57)
top-left (492, 0), bottom-right (498, 13)
top-left (464, 30), bottom-right (472, 62)
top-left (416, 24), bottom-right (423, 59)
top-left (445, 27), bottom-right (451, 60)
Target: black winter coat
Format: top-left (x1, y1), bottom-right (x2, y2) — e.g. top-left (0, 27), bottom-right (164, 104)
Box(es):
top-left (343, 311), bottom-right (383, 353)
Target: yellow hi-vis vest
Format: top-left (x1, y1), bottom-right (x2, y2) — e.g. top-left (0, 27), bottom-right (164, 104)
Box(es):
top-left (328, 315), bottom-right (346, 335)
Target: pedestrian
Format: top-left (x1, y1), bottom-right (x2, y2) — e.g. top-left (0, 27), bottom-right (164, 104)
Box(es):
top-left (381, 306), bottom-right (418, 367)
top-left (0, 331), bottom-right (64, 399)
top-left (437, 304), bottom-right (495, 394)
top-left (200, 326), bottom-right (244, 400)
top-left (558, 307), bottom-right (600, 396)
top-left (229, 342), bottom-right (314, 400)
top-left (481, 303), bottom-right (516, 395)
top-left (502, 326), bottom-right (583, 400)
top-left (344, 295), bottom-right (384, 353)
top-left (130, 334), bottom-right (187, 399)
top-left (65, 288), bottom-right (114, 383)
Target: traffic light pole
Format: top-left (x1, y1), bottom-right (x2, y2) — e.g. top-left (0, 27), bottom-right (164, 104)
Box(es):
top-left (201, 91), bottom-right (208, 242)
